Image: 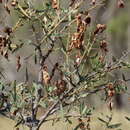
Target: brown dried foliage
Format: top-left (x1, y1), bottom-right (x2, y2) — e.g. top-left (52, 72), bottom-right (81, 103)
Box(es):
top-left (69, 13), bottom-right (91, 52)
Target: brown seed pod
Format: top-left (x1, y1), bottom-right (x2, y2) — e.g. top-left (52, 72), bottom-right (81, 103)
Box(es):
top-left (11, 0), bottom-right (18, 7)
top-left (79, 122), bottom-right (85, 129)
top-left (0, 0), bottom-right (2, 3)
top-left (75, 55), bottom-right (81, 65)
top-left (78, 118), bottom-right (82, 122)
top-left (69, 32), bottom-right (84, 51)
top-left (91, 0), bottom-right (96, 5)
top-left (3, 27), bottom-right (12, 35)
top-left (99, 55), bottom-right (105, 63)
top-left (84, 16), bottom-right (91, 25)
top-left (4, 4), bottom-right (10, 14)
top-left (117, 0), bottom-right (125, 8)
top-left (87, 117), bottom-right (91, 122)
top-left (94, 24), bottom-right (106, 35)
top-left (76, 13), bottom-right (82, 25)
top-left (3, 50), bottom-right (8, 60)
top-left (0, 50), bottom-right (3, 55)
top-left (42, 66), bottom-right (50, 84)
top-left (108, 90), bottom-right (115, 97)
top-left (108, 101), bottom-right (114, 111)
top-left (53, 79), bottom-right (67, 96)
top-left (52, 0), bottom-right (59, 9)
top-left (107, 83), bottom-right (113, 90)
top-left (100, 40), bottom-right (108, 52)
top-left (0, 35), bottom-right (7, 48)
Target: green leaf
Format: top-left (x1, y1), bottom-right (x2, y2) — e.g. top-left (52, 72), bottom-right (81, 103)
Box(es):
top-left (60, 103), bottom-right (64, 120)
top-left (73, 123), bottom-right (82, 130)
top-left (13, 80), bottom-right (17, 102)
top-left (112, 56), bottom-right (117, 62)
top-left (125, 116), bottom-right (130, 121)
top-left (122, 73), bottom-right (126, 81)
top-left (82, 105), bottom-right (87, 115)
top-left (66, 118), bottom-right (72, 124)
top-left (39, 101), bottom-right (47, 108)
top-left (98, 117), bottom-right (107, 124)
top-left (79, 102), bottom-right (84, 115)
top-left (107, 123), bottom-right (122, 129)
top-left (80, 93), bottom-right (88, 98)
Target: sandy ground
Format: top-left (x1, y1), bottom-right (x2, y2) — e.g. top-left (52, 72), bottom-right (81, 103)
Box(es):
top-left (0, 109), bottom-right (130, 130)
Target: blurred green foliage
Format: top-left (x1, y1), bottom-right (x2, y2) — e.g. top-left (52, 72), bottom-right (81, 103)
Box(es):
top-left (107, 12), bottom-right (130, 37)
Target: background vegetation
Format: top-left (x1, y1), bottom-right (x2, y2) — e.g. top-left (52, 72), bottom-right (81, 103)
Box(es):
top-left (0, 0), bottom-right (130, 130)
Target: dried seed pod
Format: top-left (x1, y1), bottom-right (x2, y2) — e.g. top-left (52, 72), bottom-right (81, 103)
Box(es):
top-left (0, 35), bottom-right (7, 48)
top-left (11, 0), bottom-right (18, 7)
top-left (53, 79), bottom-right (67, 96)
top-left (76, 13), bottom-right (82, 27)
top-left (78, 118), bottom-right (82, 122)
top-left (4, 4), bottom-right (10, 14)
top-left (0, 50), bottom-right (3, 55)
top-left (94, 24), bottom-right (106, 35)
top-left (78, 22), bottom-right (86, 33)
top-left (87, 117), bottom-right (91, 122)
top-left (108, 101), bottom-right (114, 111)
top-left (42, 66), bottom-right (50, 84)
top-left (3, 26), bottom-right (12, 35)
top-left (99, 55), bottom-right (104, 63)
top-left (69, 32), bottom-right (84, 50)
top-left (117, 0), bottom-right (125, 8)
top-left (100, 40), bottom-right (108, 52)
top-left (16, 55), bottom-right (21, 72)
top-left (92, 0), bottom-right (96, 5)
top-left (0, 0), bottom-right (2, 3)
top-left (97, 24), bottom-right (106, 32)
top-left (75, 53), bottom-right (81, 65)
top-left (3, 50), bottom-right (8, 60)
top-left (84, 16), bottom-right (91, 25)
top-left (107, 83), bottom-right (113, 90)
top-left (108, 90), bottom-right (115, 97)
top-left (52, 0), bottom-right (59, 9)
